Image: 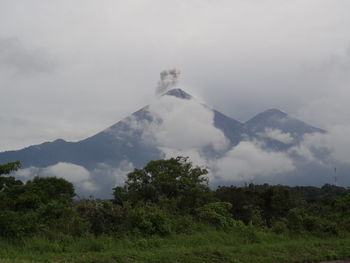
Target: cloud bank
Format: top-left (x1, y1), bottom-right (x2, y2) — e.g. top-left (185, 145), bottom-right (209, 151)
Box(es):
top-left (258, 128), bottom-right (294, 144)
top-left (121, 93), bottom-right (299, 185)
top-left (15, 161), bottom-right (134, 198)
top-left (1, 1), bottom-right (350, 152)
top-left (213, 141), bottom-right (295, 182)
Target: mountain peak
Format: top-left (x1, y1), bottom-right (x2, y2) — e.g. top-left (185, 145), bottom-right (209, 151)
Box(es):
top-left (258, 108), bottom-right (288, 118)
top-left (162, 88), bottom-right (192, 100)
top-left (244, 108), bottom-right (288, 127)
top-left (244, 108), bottom-right (325, 140)
top-left (244, 108), bottom-right (289, 133)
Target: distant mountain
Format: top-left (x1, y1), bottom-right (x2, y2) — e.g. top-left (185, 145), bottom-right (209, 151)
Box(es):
top-left (0, 88), bottom-right (330, 197)
top-left (242, 108), bottom-right (325, 151)
top-left (0, 89), bottom-right (244, 170)
top-left (244, 108), bottom-right (324, 138)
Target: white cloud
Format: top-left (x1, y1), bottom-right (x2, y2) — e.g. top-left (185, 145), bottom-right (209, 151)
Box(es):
top-left (213, 141), bottom-right (295, 182)
top-left (15, 162), bottom-right (99, 192)
top-left (80, 181), bottom-right (99, 192)
top-left (91, 160), bottom-right (134, 187)
top-left (14, 161), bottom-right (134, 198)
top-left (158, 147), bottom-right (208, 168)
top-left (142, 95), bottom-right (229, 152)
top-left (258, 128), bottom-right (294, 144)
top-left (296, 48), bottom-right (350, 129)
top-left (44, 162), bottom-right (91, 183)
top-left (120, 95), bottom-right (300, 184)
top-left (291, 125), bottom-right (350, 166)
top-left (15, 166), bottom-right (38, 178)
top-left (118, 94), bottom-right (229, 170)
top-left (1, 1), bottom-right (350, 190)
top-left (1, 1), bottom-right (350, 153)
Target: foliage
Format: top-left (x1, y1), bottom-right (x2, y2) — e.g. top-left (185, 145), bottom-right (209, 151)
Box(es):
top-left (113, 156), bottom-right (212, 212)
top-left (1, 157), bottom-right (350, 258)
top-left (0, 160), bottom-right (21, 175)
top-left (196, 202), bottom-right (237, 228)
top-left (0, 161), bottom-right (22, 191)
top-left (128, 204), bottom-right (173, 236)
top-left (75, 199), bottom-right (128, 236)
top-left (0, 161), bottom-right (81, 237)
top-left (1, 230), bottom-right (350, 263)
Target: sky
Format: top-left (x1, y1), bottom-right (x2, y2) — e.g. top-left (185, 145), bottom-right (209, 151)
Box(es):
top-left (1, 0), bottom-right (350, 151)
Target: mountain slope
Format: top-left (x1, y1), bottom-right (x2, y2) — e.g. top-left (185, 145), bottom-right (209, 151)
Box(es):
top-left (242, 108), bottom-right (325, 151)
top-left (244, 108), bottom-right (325, 136)
top-left (0, 88), bottom-right (334, 197)
top-left (0, 89), bottom-right (242, 170)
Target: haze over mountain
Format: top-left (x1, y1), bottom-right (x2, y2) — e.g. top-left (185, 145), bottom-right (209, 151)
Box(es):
top-left (3, 69), bottom-right (347, 198)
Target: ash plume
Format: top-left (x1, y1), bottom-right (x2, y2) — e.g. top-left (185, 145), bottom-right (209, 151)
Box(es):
top-left (156, 68), bottom-right (181, 95)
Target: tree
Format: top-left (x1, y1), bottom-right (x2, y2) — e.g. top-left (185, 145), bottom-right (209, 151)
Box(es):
top-left (113, 157), bottom-right (212, 211)
top-left (26, 177), bottom-right (75, 202)
top-left (0, 161), bottom-right (22, 191)
top-left (0, 161), bottom-right (21, 175)
top-left (260, 185), bottom-right (297, 227)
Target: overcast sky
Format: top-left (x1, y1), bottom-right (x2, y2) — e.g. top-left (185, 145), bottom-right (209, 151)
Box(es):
top-left (1, 0), bottom-right (350, 151)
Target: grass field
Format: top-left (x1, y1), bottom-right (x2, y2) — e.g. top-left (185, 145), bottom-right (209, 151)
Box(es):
top-left (1, 229), bottom-right (350, 263)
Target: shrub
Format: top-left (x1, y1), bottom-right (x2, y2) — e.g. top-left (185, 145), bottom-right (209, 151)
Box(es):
top-left (272, 219), bottom-right (288, 234)
top-left (128, 204), bottom-right (173, 236)
top-left (196, 202), bottom-right (236, 229)
top-left (75, 199), bottom-right (128, 236)
top-left (286, 208), bottom-right (305, 232)
top-left (174, 215), bottom-right (196, 234)
top-left (0, 210), bottom-right (40, 238)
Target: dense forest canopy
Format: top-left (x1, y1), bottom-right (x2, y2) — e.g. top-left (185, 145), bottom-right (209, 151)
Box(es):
top-left (1, 158), bottom-right (350, 238)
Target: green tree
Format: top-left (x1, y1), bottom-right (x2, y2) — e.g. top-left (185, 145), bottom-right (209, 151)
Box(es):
top-left (113, 157), bottom-right (212, 212)
top-left (0, 161), bottom-right (22, 191)
top-left (196, 202), bottom-right (237, 229)
top-left (0, 161), bottom-right (21, 175)
top-left (260, 185), bottom-right (298, 227)
top-left (0, 162), bottom-right (80, 237)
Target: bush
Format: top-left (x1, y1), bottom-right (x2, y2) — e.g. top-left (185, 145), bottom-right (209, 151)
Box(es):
top-left (286, 208), bottom-right (305, 232)
top-left (0, 210), bottom-right (40, 238)
top-left (272, 219), bottom-right (288, 234)
top-left (173, 215), bottom-right (196, 234)
top-left (196, 202), bottom-right (236, 229)
top-left (128, 204), bottom-right (173, 236)
top-left (75, 199), bottom-right (128, 236)
top-left (113, 157), bottom-right (211, 212)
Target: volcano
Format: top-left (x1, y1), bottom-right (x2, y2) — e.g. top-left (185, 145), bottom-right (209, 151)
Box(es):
top-left (0, 87), bottom-right (327, 197)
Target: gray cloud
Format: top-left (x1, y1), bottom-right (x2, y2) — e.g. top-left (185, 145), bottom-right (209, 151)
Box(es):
top-left (0, 0), bottom-right (350, 162)
top-left (15, 163), bottom-right (99, 196)
top-left (156, 68), bottom-right (181, 95)
top-left (15, 161), bottom-right (134, 198)
top-left (121, 93), bottom-right (297, 185)
top-left (212, 140), bottom-right (295, 183)
top-left (289, 125), bottom-right (350, 167)
top-left (295, 48), bottom-right (350, 128)
top-left (143, 95), bottom-right (228, 151)
top-left (0, 37), bottom-right (55, 75)
top-left (258, 128), bottom-right (294, 144)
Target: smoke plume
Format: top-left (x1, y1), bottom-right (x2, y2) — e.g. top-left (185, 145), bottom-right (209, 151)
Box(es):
top-left (156, 68), bottom-right (181, 94)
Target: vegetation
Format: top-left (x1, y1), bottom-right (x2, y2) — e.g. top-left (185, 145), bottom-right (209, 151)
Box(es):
top-left (1, 157), bottom-right (350, 262)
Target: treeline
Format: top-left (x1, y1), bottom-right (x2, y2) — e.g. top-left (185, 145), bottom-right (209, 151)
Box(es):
top-left (1, 157), bottom-right (350, 239)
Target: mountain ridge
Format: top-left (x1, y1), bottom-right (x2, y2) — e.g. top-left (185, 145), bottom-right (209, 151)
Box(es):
top-left (0, 88), bottom-right (324, 170)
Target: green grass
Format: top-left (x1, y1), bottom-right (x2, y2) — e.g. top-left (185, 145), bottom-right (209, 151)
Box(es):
top-left (1, 229), bottom-right (350, 263)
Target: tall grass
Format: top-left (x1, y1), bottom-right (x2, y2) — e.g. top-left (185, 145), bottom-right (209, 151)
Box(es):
top-left (1, 227), bottom-right (350, 263)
